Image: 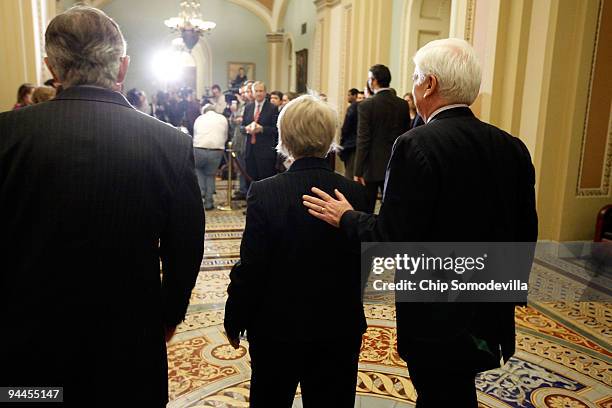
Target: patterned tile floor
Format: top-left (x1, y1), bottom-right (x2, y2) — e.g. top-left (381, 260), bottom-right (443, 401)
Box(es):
top-left (167, 186), bottom-right (612, 408)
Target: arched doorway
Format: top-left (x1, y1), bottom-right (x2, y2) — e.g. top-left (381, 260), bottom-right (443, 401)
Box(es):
top-left (191, 38), bottom-right (213, 98)
top-left (399, 0), bottom-right (451, 93)
top-left (152, 36), bottom-right (212, 99)
top-left (151, 47), bottom-right (196, 92)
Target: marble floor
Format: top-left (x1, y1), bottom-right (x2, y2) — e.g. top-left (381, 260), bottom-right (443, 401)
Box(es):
top-left (167, 185), bottom-right (612, 408)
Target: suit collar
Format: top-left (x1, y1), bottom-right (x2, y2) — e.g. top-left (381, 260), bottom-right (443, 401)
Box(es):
top-left (372, 89), bottom-right (393, 100)
top-left (288, 157), bottom-right (332, 172)
top-left (53, 85), bottom-right (133, 109)
top-left (428, 106), bottom-right (474, 123)
top-left (374, 88), bottom-right (391, 95)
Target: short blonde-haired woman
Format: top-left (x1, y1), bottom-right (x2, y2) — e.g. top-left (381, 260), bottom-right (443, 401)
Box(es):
top-left (225, 95), bottom-right (368, 407)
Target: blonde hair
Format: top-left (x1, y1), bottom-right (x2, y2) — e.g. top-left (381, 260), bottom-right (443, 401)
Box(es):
top-left (276, 94), bottom-right (337, 159)
top-left (32, 86), bottom-right (56, 104)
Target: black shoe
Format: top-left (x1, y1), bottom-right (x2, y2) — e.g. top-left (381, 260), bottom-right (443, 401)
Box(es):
top-left (205, 204), bottom-right (215, 211)
top-left (232, 192), bottom-right (246, 200)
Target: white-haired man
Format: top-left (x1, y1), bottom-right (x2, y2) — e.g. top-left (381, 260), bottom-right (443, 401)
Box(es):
top-left (241, 81), bottom-right (279, 181)
top-left (304, 38), bottom-right (538, 407)
top-left (0, 6), bottom-right (204, 407)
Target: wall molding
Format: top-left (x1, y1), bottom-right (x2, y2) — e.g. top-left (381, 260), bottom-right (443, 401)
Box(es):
top-left (465, 0), bottom-right (476, 43)
top-left (337, 2), bottom-right (352, 131)
top-left (314, 0), bottom-right (341, 12)
top-left (576, 0), bottom-right (611, 197)
top-left (266, 32), bottom-right (284, 43)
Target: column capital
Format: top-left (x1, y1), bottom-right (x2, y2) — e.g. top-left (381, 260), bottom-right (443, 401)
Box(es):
top-left (314, 0), bottom-right (341, 12)
top-left (266, 32), bottom-right (284, 43)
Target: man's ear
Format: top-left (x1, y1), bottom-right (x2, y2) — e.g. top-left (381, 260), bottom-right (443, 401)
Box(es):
top-left (44, 57), bottom-right (60, 83)
top-left (424, 75), bottom-right (437, 97)
top-left (116, 55), bottom-right (130, 87)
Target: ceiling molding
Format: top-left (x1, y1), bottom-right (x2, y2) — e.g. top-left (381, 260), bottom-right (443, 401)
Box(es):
top-left (271, 0), bottom-right (288, 31)
top-left (83, 0), bottom-right (273, 31)
top-left (227, 0), bottom-right (273, 31)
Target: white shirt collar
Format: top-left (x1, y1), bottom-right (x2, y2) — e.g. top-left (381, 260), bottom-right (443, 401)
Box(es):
top-left (426, 104), bottom-right (469, 123)
top-left (374, 87), bottom-right (391, 94)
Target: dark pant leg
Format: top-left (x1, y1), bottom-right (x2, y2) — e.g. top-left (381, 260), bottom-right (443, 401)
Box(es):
top-left (245, 154), bottom-right (259, 182)
top-left (409, 366), bottom-right (478, 408)
top-left (344, 150), bottom-right (356, 180)
top-left (364, 181), bottom-right (383, 213)
top-left (300, 336), bottom-right (362, 408)
top-left (193, 148), bottom-right (207, 199)
top-left (255, 157), bottom-right (278, 181)
top-left (249, 340), bottom-right (300, 408)
top-left (236, 153), bottom-right (248, 194)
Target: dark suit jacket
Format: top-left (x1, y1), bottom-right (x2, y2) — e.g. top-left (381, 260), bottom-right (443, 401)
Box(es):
top-left (242, 99), bottom-right (279, 161)
top-left (225, 157), bottom-right (368, 342)
top-left (341, 107), bottom-right (538, 372)
top-left (339, 101), bottom-right (359, 159)
top-left (0, 86), bottom-right (205, 406)
top-left (411, 113), bottom-right (425, 129)
top-left (354, 90), bottom-right (410, 182)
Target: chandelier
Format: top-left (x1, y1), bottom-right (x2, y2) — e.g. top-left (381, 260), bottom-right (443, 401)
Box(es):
top-left (164, 1), bottom-right (216, 51)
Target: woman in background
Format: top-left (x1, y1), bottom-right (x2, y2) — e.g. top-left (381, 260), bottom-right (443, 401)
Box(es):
top-left (13, 83), bottom-right (35, 110)
top-left (32, 86), bottom-right (56, 104)
top-left (403, 92), bottom-right (418, 128)
top-left (280, 91), bottom-right (298, 109)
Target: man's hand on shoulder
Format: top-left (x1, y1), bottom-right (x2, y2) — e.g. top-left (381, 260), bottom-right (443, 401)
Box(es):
top-left (302, 187), bottom-right (354, 227)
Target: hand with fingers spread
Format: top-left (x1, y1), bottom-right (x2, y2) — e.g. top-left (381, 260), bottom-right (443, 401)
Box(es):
top-left (302, 187), bottom-right (354, 227)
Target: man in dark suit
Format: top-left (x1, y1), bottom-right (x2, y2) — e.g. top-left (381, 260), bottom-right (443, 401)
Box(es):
top-left (339, 88), bottom-right (360, 179)
top-left (225, 95), bottom-right (368, 407)
top-left (411, 112), bottom-right (425, 128)
top-left (304, 38), bottom-right (538, 407)
top-left (242, 81), bottom-right (279, 181)
top-left (0, 6), bottom-right (204, 407)
top-left (354, 64), bottom-right (410, 212)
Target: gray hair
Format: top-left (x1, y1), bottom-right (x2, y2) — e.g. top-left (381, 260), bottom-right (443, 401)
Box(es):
top-left (251, 81), bottom-right (266, 93)
top-left (201, 104), bottom-right (216, 115)
top-left (413, 38), bottom-right (481, 105)
top-left (45, 6), bottom-right (127, 89)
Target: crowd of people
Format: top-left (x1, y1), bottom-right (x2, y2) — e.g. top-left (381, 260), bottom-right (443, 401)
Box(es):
top-left (1, 5), bottom-right (538, 408)
top-left (11, 80), bottom-right (58, 110)
top-left (11, 60), bottom-right (420, 213)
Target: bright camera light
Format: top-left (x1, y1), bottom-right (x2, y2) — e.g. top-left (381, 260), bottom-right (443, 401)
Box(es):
top-left (152, 50), bottom-right (184, 81)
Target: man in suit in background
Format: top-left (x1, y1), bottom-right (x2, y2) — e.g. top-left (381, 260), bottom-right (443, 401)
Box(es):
top-left (269, 90), bottom-right (284, 112)
top-left (242, 81), bottom-right (279, 181)
top-left (339, 88), bottom-right (360, 179)
top-left (304, 38), bottom-right (538, 407)
top-left (0, 6), bottom-right (204, 407)
top-left (354, 64), bottom-right (410, 213)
